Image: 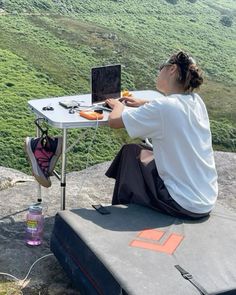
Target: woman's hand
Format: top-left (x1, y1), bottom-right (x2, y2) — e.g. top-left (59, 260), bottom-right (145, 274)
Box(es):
top-left (106, 98), bottom-right (123, 109)
top-left (119, 96), bottom-right (148, 107)
top-left (106, 98), bottom-right (125, 129)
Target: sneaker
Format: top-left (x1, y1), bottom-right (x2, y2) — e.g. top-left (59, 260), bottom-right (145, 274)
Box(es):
top-left (25, 136), bottom-right (62, 188)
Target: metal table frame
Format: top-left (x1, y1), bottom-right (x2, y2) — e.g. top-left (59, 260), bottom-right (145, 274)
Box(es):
top-left (28, 90), bottom-right (159, 210)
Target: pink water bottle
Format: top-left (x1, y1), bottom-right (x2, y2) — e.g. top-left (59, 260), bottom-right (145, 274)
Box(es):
top-left (25, 205), bottom-right (44, 246)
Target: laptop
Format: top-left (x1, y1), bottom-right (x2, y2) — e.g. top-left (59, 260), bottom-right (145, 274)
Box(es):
top-left (58, 64), bottom-right (121, 111)
top-left (91, 64), bottom-right (121, 111)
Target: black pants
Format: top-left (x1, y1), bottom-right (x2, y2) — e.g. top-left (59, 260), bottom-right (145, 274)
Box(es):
top-left (106, 144), bottom-right (210, 219)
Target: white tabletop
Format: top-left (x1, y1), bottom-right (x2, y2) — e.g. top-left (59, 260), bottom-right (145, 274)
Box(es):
top-left (28, 90), bottom-right (160, 129)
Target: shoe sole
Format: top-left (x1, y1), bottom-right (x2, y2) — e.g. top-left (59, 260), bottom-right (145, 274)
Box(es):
top-left (24, 137), bottom-right (51, 188)
top-left (48, 137), bottom-right (63, 175)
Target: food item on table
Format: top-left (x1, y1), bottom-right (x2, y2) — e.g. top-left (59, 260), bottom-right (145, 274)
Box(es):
top-left (121, 90), bottom-right (133, 97)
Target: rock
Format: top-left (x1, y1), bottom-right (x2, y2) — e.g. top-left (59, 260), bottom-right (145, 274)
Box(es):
top-left (0, 176), bottom-right (12, 190)
top-left (0, 151), bottom-right (235, 293)
top-left (214, 151), bottom-right (236, 211)
top-left (0, 161), bottom-right (114, 294)
top-left (0, 166), bottom-right (34, 190)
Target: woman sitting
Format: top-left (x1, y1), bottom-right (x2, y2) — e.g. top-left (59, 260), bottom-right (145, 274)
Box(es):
top-left (105, 51), bottom-right (218, 219)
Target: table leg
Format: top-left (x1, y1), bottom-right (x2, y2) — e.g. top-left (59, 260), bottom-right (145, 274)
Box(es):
top-left (61, 128), bottom-right (67, 210)
top-left (36, 118), bottom-right (42, 203)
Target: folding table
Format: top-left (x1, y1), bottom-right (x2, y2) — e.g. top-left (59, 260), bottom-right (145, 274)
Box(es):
top-left (28, 90), bottom-right (159, 210)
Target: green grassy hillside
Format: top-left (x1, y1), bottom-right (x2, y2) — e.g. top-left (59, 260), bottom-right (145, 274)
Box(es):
top-left (0, 0), bottom-right (235, 173)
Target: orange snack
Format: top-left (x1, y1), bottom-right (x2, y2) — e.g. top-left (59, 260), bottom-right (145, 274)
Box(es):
top-left (79, 110), bottom-right (104, 120)
top-left (121, 90), bottom-right (133, 97)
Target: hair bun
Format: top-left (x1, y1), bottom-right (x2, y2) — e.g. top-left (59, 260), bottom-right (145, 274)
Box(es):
top-left (188, 66), bottom-right (203, 89)
top-left (169, 51), bottom-right (203, 91)
top-left (176, 51), bottom-right (190, 65)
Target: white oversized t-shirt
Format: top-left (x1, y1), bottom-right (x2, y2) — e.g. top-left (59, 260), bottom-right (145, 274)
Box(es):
top-left (122, 93), bottom-right (218, 214)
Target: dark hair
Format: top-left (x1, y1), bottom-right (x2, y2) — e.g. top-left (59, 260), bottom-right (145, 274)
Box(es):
top-left (168, 51), bottom-right (203, 92)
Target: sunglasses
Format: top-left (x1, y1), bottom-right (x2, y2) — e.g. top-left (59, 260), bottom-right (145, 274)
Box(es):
top-left (158, 62), bottom-right (175, 72)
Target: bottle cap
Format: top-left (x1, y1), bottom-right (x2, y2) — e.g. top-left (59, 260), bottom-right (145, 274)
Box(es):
top-left (29, 205), bottom-right (42, 213)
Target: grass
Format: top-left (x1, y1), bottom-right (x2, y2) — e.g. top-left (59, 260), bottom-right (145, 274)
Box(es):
top-left (0, 0), bottom-right (235, 173)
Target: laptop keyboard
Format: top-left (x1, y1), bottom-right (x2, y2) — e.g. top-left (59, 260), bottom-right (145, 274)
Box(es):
top-left (102, 102), bottom-right (112, 109)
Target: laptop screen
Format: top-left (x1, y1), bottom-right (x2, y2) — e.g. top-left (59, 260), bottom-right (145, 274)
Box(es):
top-left (91, 64), bottom-right (121, 103)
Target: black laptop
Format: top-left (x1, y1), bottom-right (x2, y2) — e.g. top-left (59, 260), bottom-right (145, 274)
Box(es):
top-left (91, 64), bottom-right (121, 110)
